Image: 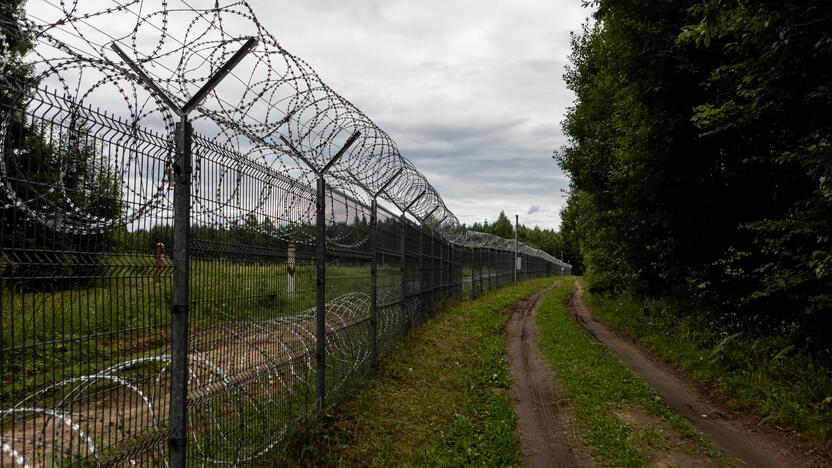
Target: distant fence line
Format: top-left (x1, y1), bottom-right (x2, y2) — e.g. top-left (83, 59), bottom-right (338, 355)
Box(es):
top-left (0, 1), bottom-right (570, 466)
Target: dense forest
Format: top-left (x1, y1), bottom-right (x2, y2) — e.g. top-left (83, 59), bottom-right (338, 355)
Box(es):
top-left (557, 0), bottom-right (831, 348)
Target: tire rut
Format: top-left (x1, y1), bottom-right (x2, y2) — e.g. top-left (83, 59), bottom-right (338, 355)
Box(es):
top-left (566, 281), bottom-right (823, 468)
top-left (506, 282), bottom-right (584, 468)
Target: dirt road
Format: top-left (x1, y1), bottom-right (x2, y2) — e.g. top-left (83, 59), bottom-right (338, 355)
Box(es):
top-left (566, 281), bottom-right (819, 468)
top-left (506, 283), bottom-right (585, 468)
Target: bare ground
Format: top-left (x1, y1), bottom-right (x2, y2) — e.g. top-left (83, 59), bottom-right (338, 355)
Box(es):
top-left (566, 281), bottom-right (824, 468)
top-left (506, 282), bottom-right (587, 468)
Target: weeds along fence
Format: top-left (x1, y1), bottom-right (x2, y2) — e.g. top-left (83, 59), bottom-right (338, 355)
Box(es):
top-left (0, 1), bottom-right (570, 466)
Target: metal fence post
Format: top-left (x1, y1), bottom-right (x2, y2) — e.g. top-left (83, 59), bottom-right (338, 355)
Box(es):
top-left (448, 242), bottom-right (457, 296)
top-left (369, 197), bottom-right (378, 371)
top-left (447, 241), bottom-right (452, 298)
top-left (514, 214), bottom-right (518, 284)
top-left (471, 247), bottom-right (477, 298)
top-left (400, 214), bottom-right (407, 339)
top-left (488, 248), bottom-right (492, 290)
top-left (418, 226), bottom-right (424, 323)
top-left (346, 167), bottom-right (400, 373)
top-left (457, 245), bottom-right (462, 297)
top-left (281, 132), bottom-right (360, 417)
top-left (439, 235), bottom-right (444, 304)
top-left (395, 190), bottom-right (425, 337)
top-left (110, 37), bottom-right (257, 467)
top-left (477, 247), bottom-right (482, 294)
top-left (448, 242), bottom-right (453, 298)
top-left (364, 169), bottom-right (404, 371)
top-left (481, 248), bottom-right (485, 292)
top-left (315, 175), bottom-right (327, 415)
top-left (430, 229), bottom-right (435, 315)
top-left (169, 116), bottom-right (191, 467)
top-left (449, 241), bottom-right (453, 298)
top-left (448, 241), bottom-right (452, 298)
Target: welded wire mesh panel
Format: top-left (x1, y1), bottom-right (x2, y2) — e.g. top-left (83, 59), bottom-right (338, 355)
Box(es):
top-left (376, 206), bottom-right (403, 355)
top-left (416, 228), bottom-right (432, 329)
top-left (461, 247), bottom-right (472, 298)
top-left (439, 239), bottom-right (448, 305)
top-left (452, 244), bottom-right (463, 298)
top-left (482, 249), bottom-right (491, 292)
top-left (469, 247), bottom-right (479, 298)
top-left (184, 136), bottom-right (318, 464)
top-left (402, 220), bottom-right (422, 336)
top-left (322, 188), bottom-right (372, 410)
top-left (1, 87), bottom-right (173, 466)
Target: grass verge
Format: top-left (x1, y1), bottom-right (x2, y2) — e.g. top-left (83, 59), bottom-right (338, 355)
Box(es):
top-left (270, 276), bottom-right (557, 466)
top-left (536, 277), bottom-right (721, 466)
top-left (583, 284), bottom-right (832, 451)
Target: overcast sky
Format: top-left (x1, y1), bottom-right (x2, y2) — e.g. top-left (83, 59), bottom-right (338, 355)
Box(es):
top-left (255, 0), bottom-right (589, 229)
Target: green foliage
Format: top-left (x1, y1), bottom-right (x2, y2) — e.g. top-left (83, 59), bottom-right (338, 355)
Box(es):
top-left (1, 3), bottom-right (124, 288)
top-left (1, 120), bottom-right (124, 288)
top-left (558, 189), bottom-right (586, 274)
top-left (0, 0), bottom-right (34, 104)
top-left (469, 210), bottom-right (516, 240)
top-left (557, 0), bottom-right (832, 345)
top-left (490, 211), bottom-right (514, 240)
top-left (0, 262), bottom-right (384, 405)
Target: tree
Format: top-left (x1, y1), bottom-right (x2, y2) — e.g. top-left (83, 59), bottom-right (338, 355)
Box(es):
top-left (677, 0), bottom-right (832, 331)
top-left (0, 0), bottom-right (33, 105)
top-left (1, 3), bottom-right (124, 288)
top-left (557, 0), bottom-right (832, 342)
top-left (558, 191), bottom-right (584, 274)
top-left (490, 211), bottom-right (514, 240)
top-left (466, 212), bottom-right (566, 259)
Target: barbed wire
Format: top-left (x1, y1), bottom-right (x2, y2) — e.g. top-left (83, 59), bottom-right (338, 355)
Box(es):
top-left (0, 0), bottom-right (569, 267)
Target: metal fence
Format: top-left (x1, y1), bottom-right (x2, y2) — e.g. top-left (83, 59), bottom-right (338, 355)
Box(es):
top-left (0, 1), bottom-right (570, 466)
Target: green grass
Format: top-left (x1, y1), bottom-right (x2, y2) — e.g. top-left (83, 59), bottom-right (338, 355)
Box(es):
top-left (536, 277), bottom-right (720, 467)
top-left (270, 276), bottom-right (557, 467)
top-left (583, 286), bottom-right (832, 451)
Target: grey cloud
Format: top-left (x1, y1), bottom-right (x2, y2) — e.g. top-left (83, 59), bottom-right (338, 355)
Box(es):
top-left (392, 117), bottom-right (528, 145)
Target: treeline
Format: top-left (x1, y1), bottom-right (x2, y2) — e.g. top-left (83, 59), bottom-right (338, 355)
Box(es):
top-left (127, 214), bottom-right (380, 255)
top-left (467, 211), bottom-right (566, 260)
top-left (558, 1), bottom-right (831, 345)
